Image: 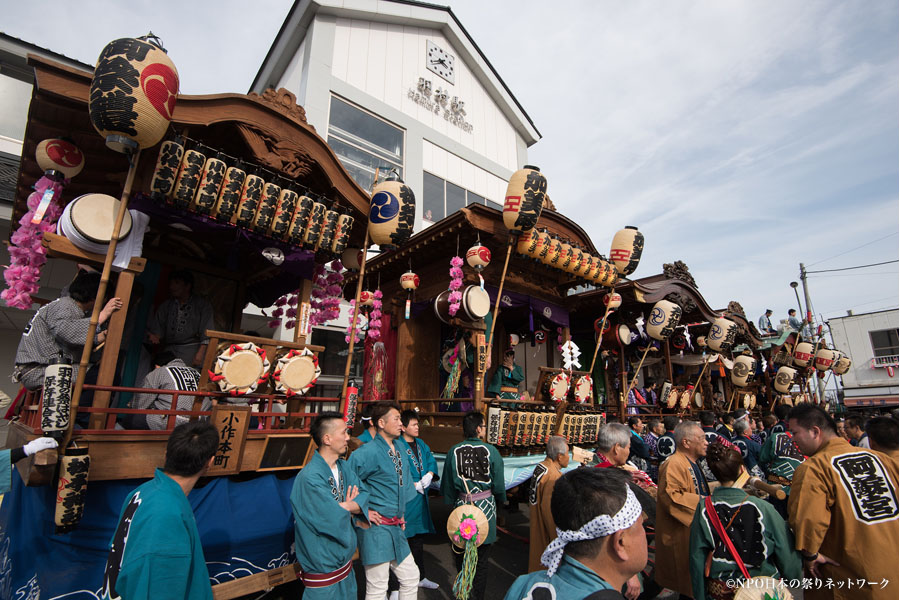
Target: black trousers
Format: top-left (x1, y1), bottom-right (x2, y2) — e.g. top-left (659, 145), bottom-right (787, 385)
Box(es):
top-left (408, 534), bottom-right (426, 580)
top-left (453, 542), bottom-right (492, 600)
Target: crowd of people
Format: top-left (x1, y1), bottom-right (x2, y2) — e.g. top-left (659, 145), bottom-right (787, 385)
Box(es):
top-left (92, 399), bottom-right (897, 600)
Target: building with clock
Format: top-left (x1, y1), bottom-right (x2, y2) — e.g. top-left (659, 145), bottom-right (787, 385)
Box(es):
top-left (251, 0), bottom-right (541, 228)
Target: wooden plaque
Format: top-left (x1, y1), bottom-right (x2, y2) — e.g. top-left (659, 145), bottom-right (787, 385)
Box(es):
top-left (208, 405), bottom-right (252, 476)
top-left (256, 434), bottom-right (316, 471)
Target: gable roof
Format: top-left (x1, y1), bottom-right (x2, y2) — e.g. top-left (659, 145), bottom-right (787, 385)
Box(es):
top-left (250, 0), bottom-right (541, 145)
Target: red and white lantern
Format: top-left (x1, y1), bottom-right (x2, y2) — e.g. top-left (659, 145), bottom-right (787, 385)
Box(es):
top-left (814, 348), bottom-right (837, 372)
top-left (792, 342), bottom-right (815, 368)
top-left (609, 226), bottom-right (644, 276)
top-left (36, 138), bottom-right (85, 179)
top-left (466, 244), bottom-right (491, 271)
top-left (503, 165), bottom-right (547, 234)
top-left (603, 292), bottom-right (622, 310)
top-left (400, 271), bottom-right (420, 290)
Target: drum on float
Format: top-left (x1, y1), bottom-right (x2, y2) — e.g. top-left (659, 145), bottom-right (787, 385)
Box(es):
top-left (273, 348), bottom-right (320, 396)
top-left (543, 371), bottom-right (570, 403)
top-left (433, 285), bottom-right (491, 324)
top-left (210, 342), bottom-right (270, 396)
top-left (58, 193), bottom-right (133, 255)
top-left (573, 375), bottom-right (593, 403)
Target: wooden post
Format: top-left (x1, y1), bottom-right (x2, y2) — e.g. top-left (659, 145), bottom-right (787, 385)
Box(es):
top-left (623, 345), bottom-right (652, 403)
top-left (588, 302), bottom-right (613, 373)
top-left (340, 231), bottom-right (370, 415)
top-left (64, 151), bottom-right (140, 446)
top-left (664, 340), bottom-right (674, 383)
top-left (688, 358), bottom-right (712, 408)
top-left (293, 278), bottom-right (314, 345)
top-left (618, 351), bottom-right (627, 422)
top-left (483, 235), bottom-right (515, 372)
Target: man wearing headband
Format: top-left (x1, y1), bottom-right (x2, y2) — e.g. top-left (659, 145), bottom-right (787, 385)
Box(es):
top-left (504, 468), bottom-right (647, 599)
top-left (356, 403), bottom-right (377, 443)
top-left (655, 421), bottom-right (709, 598)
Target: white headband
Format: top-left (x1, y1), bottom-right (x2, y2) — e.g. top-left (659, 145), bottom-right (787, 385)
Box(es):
top-left (540, 485), bottom-right (642, 577)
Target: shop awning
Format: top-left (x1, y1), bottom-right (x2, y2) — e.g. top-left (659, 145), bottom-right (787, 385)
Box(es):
top-left (843, 395), bottom-right (899, 407)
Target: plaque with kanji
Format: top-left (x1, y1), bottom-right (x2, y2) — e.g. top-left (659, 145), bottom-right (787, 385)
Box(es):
top-left (208, 405), bottom-right (252, 476)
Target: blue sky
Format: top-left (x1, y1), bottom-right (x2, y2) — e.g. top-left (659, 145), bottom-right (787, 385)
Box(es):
top-left (4, 0), bottom-right (897, 326)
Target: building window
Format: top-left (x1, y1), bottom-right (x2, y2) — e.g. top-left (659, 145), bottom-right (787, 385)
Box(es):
top-left (870, 329), bottom-right (899, 359)
top-left (308, 327), bottom-right (363, 408)
top-left (328, 95), bottom-right (403, 192)
top-left (422, 171), bottom-right (497, 222)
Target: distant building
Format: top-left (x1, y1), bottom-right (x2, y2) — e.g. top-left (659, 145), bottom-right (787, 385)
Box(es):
top-left (828, 308), bottom-right (899, 409)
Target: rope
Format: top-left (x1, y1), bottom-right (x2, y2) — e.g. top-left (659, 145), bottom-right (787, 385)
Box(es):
top-left (452, 539), bottom-right (478, 600)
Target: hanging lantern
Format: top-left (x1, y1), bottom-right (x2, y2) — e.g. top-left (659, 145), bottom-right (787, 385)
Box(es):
top-left (331, 214), bottom-right (355, 255)
top-left (89, 35), bottom-right (179, 153)
top-left (359, 291), bottom-right (375, 307)
top-left (212, 163), bottom-right (245, 222)
top-left (731, 355), bottom-right (758, 388)
top-left (517, 229), bottom-right (539, 256)
top-left (503, 165), bottom-right (547, 234)
top-left (707, 317), bottom-right (738, 352)
top-left (368, 171), bottom-right (415, 249)
top-left (288, 195), bottom-right (314, 245)
top-left (647, 300), bottom-right (683, 340)
top-left (541, 236), bottom-right (561, 265)
top-left (234, 173), bottom-right (264, 227)
top-left (269, 188), bottom-right (299, 240)
top-left (793, 342), bottom-right (815, 368)
top-left (342, 248), bottom-right (364, 270)
top-left (303, 201), bottom-right (326, 248)
top-left (600, 260), bottom-right (619, 287)
top-left (317, 209), bottom-right (340, 251)
top-left (583, 255), bottom-right (599, 281)
top-left (814, 347), bottom-right (836, 372)
top-left (774, 366), bottom-right (797, 393)
top-left (171, 148), bottom-right (206, 210)
top-left (568, 246), bottom-right (585, 275)
top-left (400, 271), bottom-right (420, 290)
top-left (148, 138), bottom-right (184, 202)
top-left (832, 352), bottom-right (852, 375)
top-left (603, 292), bottom-right (622, 310)
top-left (252, 181), bottom-right (281, 234)
top-left (610, 226), bottom-right (644, 276)
top-left (36, 138), bottom-right (85, 179)
top-left (192, 154), bottom-right (226, 216)
top-left (557, 242), bottom-right (574, 271)
top-left (466, 244), bottom-right (491, 271)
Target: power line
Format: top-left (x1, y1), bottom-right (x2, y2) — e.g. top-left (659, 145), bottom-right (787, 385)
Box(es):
top-left (806, 232), bottom-right (899, 267)
top-left (809, 271), bottom-right (899, 278)
top-left (805, 259), bottom-right (898, 274)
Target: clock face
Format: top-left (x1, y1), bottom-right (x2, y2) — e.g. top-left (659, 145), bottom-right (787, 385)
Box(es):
top-left (426, 40), bottom-right (455, 84)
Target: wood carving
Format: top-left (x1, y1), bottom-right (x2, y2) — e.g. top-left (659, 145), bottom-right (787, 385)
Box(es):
top-left (248, 88), bottom-right (308, 124)
top-left (662, 261), bottom-right (699, 315)
top-left (237, 124), bottom-right (316, 179)
top-left (542, 195), bottom-right (557, 212)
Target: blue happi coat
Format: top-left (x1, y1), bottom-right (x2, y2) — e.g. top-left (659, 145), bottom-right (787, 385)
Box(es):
top-left (291, 451), bottom-right (370, 599)
top-left (0, 449), bottom-right (11, 494)
top-left (504, 555), bottom-right (617, 599)
top-left (348, 433), bottom-right (415, 565)
top-left (396, 436), bottom-right (438, 537)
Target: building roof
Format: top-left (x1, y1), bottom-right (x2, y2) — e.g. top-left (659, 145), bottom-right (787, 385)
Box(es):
top-left (251, 0), bottom-right (541, 145)
top-left (0, 32), bottom-right (93, 80)
top-left (827, 307), bottom-right (899, 323)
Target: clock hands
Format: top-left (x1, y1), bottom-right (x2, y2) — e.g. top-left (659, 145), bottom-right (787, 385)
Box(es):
top-left (430, 58), bottom-right (448, 68)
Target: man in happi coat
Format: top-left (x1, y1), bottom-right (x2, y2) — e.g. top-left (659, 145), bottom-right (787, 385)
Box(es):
top-left (348, 402), bottom-right (419, 599)
top-left (528, 435), bottom-right (569, 572)
top-left (125, 351), bottom-right (208, 430)
top-left (759, 414), bottom-right (806, 518)
top-left (291, 412), bottom-right (369, 598)
top-left (655, 421), bottom-right (710, 598)
top-left (487, 349), bottom-right (525, 401)
top-left (396, 409), bottom-right (440, 590)
top-left (505, 468), bottom-right (647, 600)
top-left (101, 422), bottom-right (218, 600)
top-left (441, 410), bottom-right (506, 600)
top-left (655, 416), bottom-right (679, 464)
top-left (787, 404), bottom-right (899, 600)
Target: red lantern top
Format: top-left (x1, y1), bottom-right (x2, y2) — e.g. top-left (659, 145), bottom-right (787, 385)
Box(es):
top-left (466, 244), bottom-right (491, 270)
top-left (36, 139), bottom-right (85, 179)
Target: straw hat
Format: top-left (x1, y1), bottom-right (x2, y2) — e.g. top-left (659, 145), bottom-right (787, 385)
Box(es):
top-left (447, 504), bottom-right (489, 549)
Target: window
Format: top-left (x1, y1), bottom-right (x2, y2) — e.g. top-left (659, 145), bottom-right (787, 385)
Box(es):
top-left (308, 327), bottom-right (363, 407)
top-left (327, 96), bottom-right (403, 192)
top-left (422, 172), bottom-right (495, 222)
top-left (870, 329), bottom-right (898, 358)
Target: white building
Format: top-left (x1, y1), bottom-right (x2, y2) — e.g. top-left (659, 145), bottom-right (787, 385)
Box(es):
top-left (828, 308), bottom-right (899, 409)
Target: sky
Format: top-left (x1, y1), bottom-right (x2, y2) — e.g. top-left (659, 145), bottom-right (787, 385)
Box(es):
top-left (3, 0), bottom-right (898, 328)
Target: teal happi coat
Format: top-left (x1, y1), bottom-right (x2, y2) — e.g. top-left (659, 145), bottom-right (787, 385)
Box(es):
top-left (291, 451), bottom-right (370, 599)
top-left (396, 436), bottom-right (438, 537)
top-left (101, 469), bottom-right (212, 600)
top-left (347, 433), bottom-right (415, 565)
top-left (0, 449), bottom-right (11, 494)
top-left (441, 437), bottom-right (506, 545)
top-left (504, 555), bottom-right (617, 600)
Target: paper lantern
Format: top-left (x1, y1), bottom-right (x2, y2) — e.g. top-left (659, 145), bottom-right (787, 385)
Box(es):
top-left (303, 201), bottom-right (326, 248)
top-left (593, 260), bottom-right (618, 287)
top-left (568, 246), bottom-right (585, 275)
top-left (148, 138), bottom-right (184, 201)
top-left (359, 290), bottom-right (375, 307)
top-left (192, 155), bottom-right (226, 216)
top-left (814, 348), bottom-right (836, 372)
top-left (342, 248), bottom-right (364, 270)
top-left (503, 165), bottom-right (547, 234)
top-left (647, 299), bottom-right (682, 340)
top-left (603, 292), bottom-right (622, 310)
top-left (268, 188), bottom-right (298, 240)
top-left (317, 209), bottom-right (340, 251)
top-left (212, 164), bottom-right (245, 221)
top-left (287, 195), bottom-right (314, 245)
top-left (234, 174), bottom-right (264, 227)
top-left (36, 138), bottom-right (85, 179)
top-left (466, 244), bottom-right (491, 271)
top-left (517, 229), bottom-right (539, 256)
top-left (89, 36), bottom-right (179, 153)
top-left (584, 255), bottom-right (600, 280)
top-left (557, 242), bottom-right (574, 271)
top-left (793, 342), bottom-right (814, 368)
top-left (774, 366), bottom-right (797, 393)
top-left (731, 354), bottom-right (758, 387)
top-left (400, 271), bottom-right (420, 290)
top-left (252, 181), bottom-right (281, 234)
top-left (832, 352), bottom-right (852, 375)
top-left (707, 317), bottom-right (738, 352)
top-left (368, 172), bottom-right (415, 249)
top-left (610, 226), bottom-right (644, 276)
top-left (171, 148), bottom-right (205, 210)
top-left (541, 235), bottom-right (561, 265)
top-left (331, 214), bottom-right (354, 255)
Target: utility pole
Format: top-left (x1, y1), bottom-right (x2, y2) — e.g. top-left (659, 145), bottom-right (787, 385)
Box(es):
top-left (799, 262), bottom-right (822, 404)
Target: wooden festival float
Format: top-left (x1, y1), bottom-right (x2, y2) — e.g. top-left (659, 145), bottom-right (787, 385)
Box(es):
top-left (2, 40), bottom-right (373, 598)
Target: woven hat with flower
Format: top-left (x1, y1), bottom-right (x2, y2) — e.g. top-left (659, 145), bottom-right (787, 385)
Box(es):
top-left (446, 500), bottom-right (488, 599)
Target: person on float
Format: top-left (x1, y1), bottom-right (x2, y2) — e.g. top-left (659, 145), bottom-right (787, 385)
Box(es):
top-left (101, 421), bottom-right (218, 600)
top-left (291, 411), bottom-right (369, 599)
top-left (731, 411), bottom-right (764, 478)
top-left (347, 402), bottom-right (419, 599)
top-left (689, 439), bottom-right (801, 600)
top-left (787, 403), bottom-right (898, 600)
top-left (757, 309), bottom-right (776, 335)
top-left (504, 468), bottom-right (647, 600)
top-left (655, 421), bottom-right (710, 599)
top-left (124, 351), bottom-right (208, 430)
top-left (787, 309), bottom-right (803, 332)
top-left (13, 270), bottom-right (122, 391)
top-left (146, 269), bottom-right (213, 369)
top-left (865, 416), bottom-right (898, 461)
top-left (441, 410), bottom-right (506, 600)
top-left (487, 348), bottom-right (524, 404)
top-left (0, 437), bottom-right (58, 494)
top-left (528, 435), bottom-right (569, 573)
top-left (396, 409), bottom-right (440, 590)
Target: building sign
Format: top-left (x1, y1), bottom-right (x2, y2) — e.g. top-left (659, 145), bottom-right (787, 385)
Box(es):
top-left (208, 405), bottom-right (251, 476)
top-left (408, 78), bottom-right (473, 133)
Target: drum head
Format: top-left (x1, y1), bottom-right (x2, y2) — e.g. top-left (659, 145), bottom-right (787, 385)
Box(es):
top-left (574, 375), bottom-right (592, 402)
top-left (463, 286), bottom-right (491, 320)
top-left (548, 373), bottom-right (570, 402)
top-left (694, 390), bottom-right (703, 408)
top-left (617, 324), bottom-right (633, 345)
top-left (282, 356), bottom-right (315, 388)
top-left (222, 351), bottom-right (264, 389)
top-left (667, 389), bottom-right (679, 409)
top-left (679, 390), bottom-right (691, 409)
top-left (70, 194), bottom-right (133, 243)
top-left (743, 394), bottom-right (752, 409)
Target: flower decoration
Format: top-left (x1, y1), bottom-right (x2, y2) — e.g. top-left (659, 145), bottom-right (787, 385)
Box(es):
top-left (309, 259), bottom-right (344, 327)
top-left (367, 289), bottom-right (383, 341)
top-left (345, 299), bottom-right (367, 344)
top-left (448, 256), bottom-right (464, 316)
top-left (458, 517), bottom-right (479, 542)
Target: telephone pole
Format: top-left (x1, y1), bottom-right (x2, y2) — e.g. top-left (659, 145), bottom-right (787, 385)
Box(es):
top-left (799, 262), bottom-right (822, 404)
